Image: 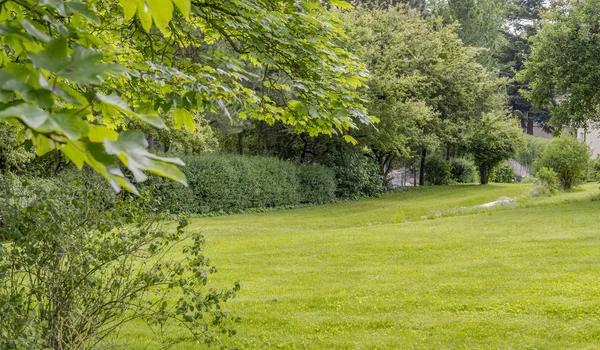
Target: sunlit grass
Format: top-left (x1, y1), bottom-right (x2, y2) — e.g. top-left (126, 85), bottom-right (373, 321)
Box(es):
top-left (127, 183), bottom-right (600, 349)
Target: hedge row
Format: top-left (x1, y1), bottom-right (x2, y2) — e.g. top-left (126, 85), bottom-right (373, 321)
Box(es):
top-left (143, 154), bottom-right (336, 214)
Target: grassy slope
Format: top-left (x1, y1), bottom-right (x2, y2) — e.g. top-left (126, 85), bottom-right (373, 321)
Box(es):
top-left (132, 184), bottom-right (600, 349)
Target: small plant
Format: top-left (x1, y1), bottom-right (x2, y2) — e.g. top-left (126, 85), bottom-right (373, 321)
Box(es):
top-left (534, 136), bottom-right (590, 189)
top-left (532, 166), bottom-right (559, 196)
top-left (491, 163), bottom-right (517, 183)
top-left (424, 154), bottom-right (451, 185)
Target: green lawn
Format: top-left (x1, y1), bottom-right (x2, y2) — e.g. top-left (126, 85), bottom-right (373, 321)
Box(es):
top-left (130, 183), bottom-right (600, 349)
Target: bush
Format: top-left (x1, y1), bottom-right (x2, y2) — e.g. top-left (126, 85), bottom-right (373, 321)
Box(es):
top-left (491, 163), bottom-right (517, 183)
top-left (146, 153), bottom-right (337, 214)
top-left (323, 152), bottom-right (384, 199)
top-left (450, 158), bottom-right (477, 183)
top-left (534, 166), bottom-right (559, 195)
top-left (534, 137), bottom-right (590, 189)
top-left (424, 154), bottom-right (451, 185)
top-left (0, 175), bottom-right (239, 349)
top-left (589, 157), bottom-right (600, 182)
top-left (297, 164), bottom-right (337, 204)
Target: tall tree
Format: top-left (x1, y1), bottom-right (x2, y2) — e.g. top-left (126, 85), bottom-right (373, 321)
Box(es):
top-left (340, 4), bottom-right (508, 185)
top-left (519, 0), bottom-right (600, 130)
top-left (499, 0), bottom-right (550, 134)
top-left (433, 0), bottom-right (507, 68)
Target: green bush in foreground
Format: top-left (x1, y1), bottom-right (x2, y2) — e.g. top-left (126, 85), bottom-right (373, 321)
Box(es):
top-left (0, 175), bottom-right (239, 349)
top-left (146, 154), bottom-right (337, 214)
top-left (535, 137), bottom-right (590, 189)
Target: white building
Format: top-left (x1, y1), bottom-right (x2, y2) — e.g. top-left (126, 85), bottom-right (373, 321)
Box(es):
top-left (576, 128), bottom-right (600, 158)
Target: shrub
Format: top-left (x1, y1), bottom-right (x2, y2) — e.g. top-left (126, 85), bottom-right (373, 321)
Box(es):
top-left (491, 163), bottom-right (517, 183)
top-left (0, 176), bottom-right (239, 349)
top-left (323, 152), bottom-right (384, 199)
top-left (589, 157), bottom-right (600, 182)
top-left (297, 164), bottom-right (336, 204)
top-left (534, 166), bottom-right (559, 195)
top-left (424, 154), bottom-right (451, 185)
top-left (534, 137), bottom-right (590, 189)
top-left (450, 158), bottom-right (477, 183)
top-left (145, 153), bottom-right (336, 214)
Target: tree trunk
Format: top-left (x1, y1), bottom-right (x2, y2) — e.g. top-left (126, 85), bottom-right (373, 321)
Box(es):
top-left (479, 165), bottom-right (490, 185)
top-left (237, 133), bottom-right (244, 154)
top-left (526, 110), bottom-right (533, 135)
top-left (419, 148), bottom-right (426, 186)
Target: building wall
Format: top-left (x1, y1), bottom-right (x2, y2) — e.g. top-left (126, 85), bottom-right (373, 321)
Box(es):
top-left (577, 128), bottom-right (600, 158)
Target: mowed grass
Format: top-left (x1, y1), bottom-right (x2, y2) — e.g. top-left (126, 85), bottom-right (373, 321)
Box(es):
top-left (127, 183), bottom-right (600, 349)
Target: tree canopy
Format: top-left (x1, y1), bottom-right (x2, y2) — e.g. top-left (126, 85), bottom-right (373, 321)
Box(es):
top-left (519, 0), bottom-right (600, 129)
top-left (0, 0), bottom-right (372, 193)
top-left (340, 4), bottom-right (509, 184)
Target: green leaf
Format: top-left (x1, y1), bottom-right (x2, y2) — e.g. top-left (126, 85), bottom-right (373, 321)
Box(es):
top-left (120, 0), bottom-right (137, 20)
top-left (147, 0), bottom-right (174, 34)
top-left (136, 0), bottom-right (153, 32)
top-left (0, 104), bottom-right (49, 128)
top-left (342, 134), bottom-right (357, 145)
top-left (330, 0), bottom-right (353, 9)
top-left (173, 108), bottom-right (196, 131)
top-left (40, 0), bottom-right (101, 24)
top-left (104, 131), bottom-right (186, 185)
top-left (88, 125), bottom-right (118, 143)
top-left (96, 93), bottom-right (166, 128)
top-left (62, 46), bottom-right (115, 84)
top-left (20, 20), bottom-right (51, 42)
top-left (43, 113), bottom-right (89, 140)
top-left (32, 133), bottom-right (55, 156)
top-left (28, 37), bottom-right (69, 72)
top-left (172, 0), bottom-right (191, 19)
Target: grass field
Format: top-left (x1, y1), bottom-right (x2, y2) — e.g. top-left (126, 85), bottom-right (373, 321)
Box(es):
top-left (128, 183), bottom-right (600, 349)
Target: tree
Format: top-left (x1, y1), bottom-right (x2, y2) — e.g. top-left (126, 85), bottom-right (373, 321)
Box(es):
top-left (498, 0), bottom-right (551, 134)
top-left (0, 0), bottom-right (371, 193)
top-left (433, 0), bottom-right (507, 68)
top-left (469, 112), bottom-right (524, 184)
top-left (518, 0), bottom-right (600, 129)
top-left (340, 4), bottom-right (506, 185)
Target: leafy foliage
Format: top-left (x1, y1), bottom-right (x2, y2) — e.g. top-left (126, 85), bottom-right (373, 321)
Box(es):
top-left (491, 163), bottom-right (517, 183)
top-left (424, 154), bottom-right (451, 185)
top-left (340, 4), bottom-right (507, 183)
top-left (145, 154), bottom-right (337, 214)
top-left (450, 157), bottom-right (477, 183)
top-left (0, 122), bottom-right (34, 172)
top-left (0, 0), bottom-right (370, 193)
top-left (433, 0), bottom-right (507, 68)
top-left (0, 175), bottom-right (239, 349)
top-left (469, 113), bottom-right (524, 184)
top-left (589, 156), bottom-right (600, 182)
top-left (514, 135), bottom-right (551, 171)
top-left (534, 166), bottom-right (559, 195)
top-left (534, 136), bottom-right (590, 189)
top-left (519, 0), bottom-right (600, 128)
top-left (323, 152), bottom-right (384, 199)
